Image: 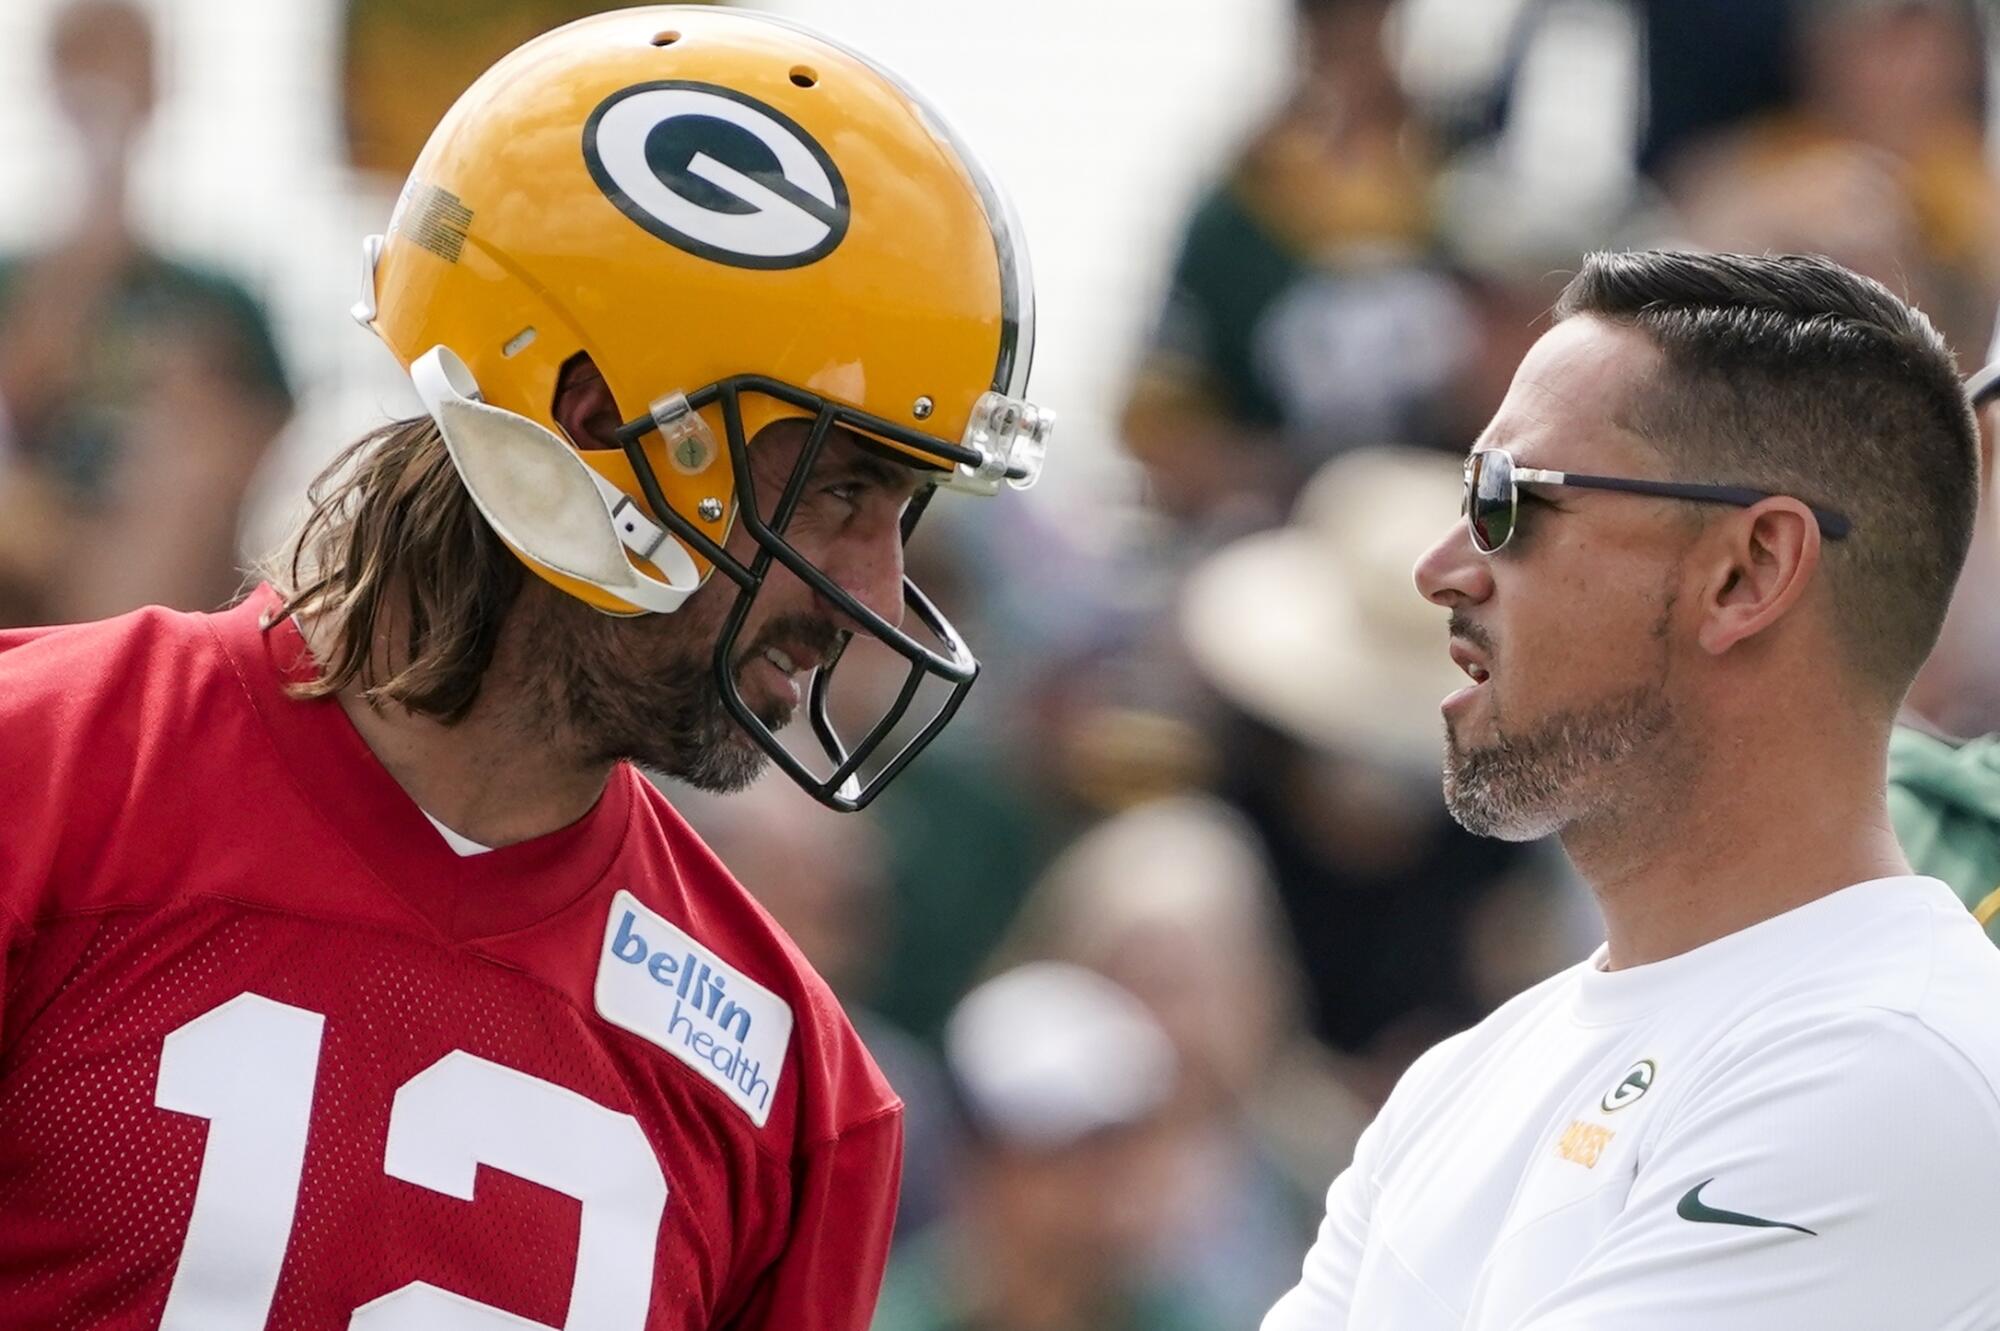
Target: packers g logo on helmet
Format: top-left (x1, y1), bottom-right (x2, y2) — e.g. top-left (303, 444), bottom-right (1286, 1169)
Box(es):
top-left (583, 80), bottom-right (851, 270)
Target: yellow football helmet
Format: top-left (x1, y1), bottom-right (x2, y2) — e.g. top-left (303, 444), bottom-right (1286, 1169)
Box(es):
top-left (353, 5), bottom-right (1048, 809)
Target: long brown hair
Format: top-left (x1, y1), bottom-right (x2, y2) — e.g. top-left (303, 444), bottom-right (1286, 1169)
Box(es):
top-left (262, 417), bottom-right (523, 722)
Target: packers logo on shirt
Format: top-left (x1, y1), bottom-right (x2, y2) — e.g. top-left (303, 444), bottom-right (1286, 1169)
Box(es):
top-left (1601, 1058), bottom-right (1656, 1113)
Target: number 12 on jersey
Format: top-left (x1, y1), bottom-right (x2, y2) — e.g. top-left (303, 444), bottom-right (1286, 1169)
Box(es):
top-left (154, 992), bottom-right (669, 1330)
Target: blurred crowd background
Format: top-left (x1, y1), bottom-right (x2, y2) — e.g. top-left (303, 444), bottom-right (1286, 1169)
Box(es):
top-left (4, 1), bottom-right (2000, 1327)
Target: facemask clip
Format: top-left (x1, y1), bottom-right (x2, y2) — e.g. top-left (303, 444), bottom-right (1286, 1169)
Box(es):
top-left (651, 392), bottom-right (719, 476)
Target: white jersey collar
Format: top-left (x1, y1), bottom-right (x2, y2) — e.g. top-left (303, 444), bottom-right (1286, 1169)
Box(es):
top-left (1570, 875), bottom-right (1951, 1027)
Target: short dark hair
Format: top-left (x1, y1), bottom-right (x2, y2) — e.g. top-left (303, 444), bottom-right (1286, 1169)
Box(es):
top-left (1556, 250), bottom-right (1978, 703)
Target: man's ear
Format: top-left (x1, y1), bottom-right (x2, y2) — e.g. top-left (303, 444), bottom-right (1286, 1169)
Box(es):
top-left (1695, 498), bottom-right (1821, 657)
top-left (550, 352), bottom-right (621, 450)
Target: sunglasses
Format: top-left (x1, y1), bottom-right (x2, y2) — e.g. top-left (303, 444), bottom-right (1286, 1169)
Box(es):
top-left (1968, 359), bottom-right (2000, 409)
top-left (1461, 448), bottom-right (1855, 554)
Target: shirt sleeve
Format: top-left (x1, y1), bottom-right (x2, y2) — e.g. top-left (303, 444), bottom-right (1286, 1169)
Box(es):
top-left (1263, 1032), bottom-right (1470, 1331)
top-left (1512, 1011), bottom-right (2000, 1330)
top-left (730, 1105), bottom-right (903, 1331)
top-left (1259, 1115), bottom-right (1380, 1331)
top-left (0, 628), bottom-right (71, 1034)
top-left (0, 615), bottom-right (167, 1039)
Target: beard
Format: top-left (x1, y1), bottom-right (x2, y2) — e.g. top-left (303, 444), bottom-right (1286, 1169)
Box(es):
top-left (524, 582), bottom-right (839, 794)
top-left (1443, 684), bottom-right (1674, 841)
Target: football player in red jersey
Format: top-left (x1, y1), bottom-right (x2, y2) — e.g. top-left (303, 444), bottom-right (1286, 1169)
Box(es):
top-left (0, 8), bottom-right (1048, 1329)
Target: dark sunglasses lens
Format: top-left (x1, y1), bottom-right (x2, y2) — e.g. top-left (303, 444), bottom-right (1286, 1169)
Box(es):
top-left (1467, 452), bottom-right (1513, 552)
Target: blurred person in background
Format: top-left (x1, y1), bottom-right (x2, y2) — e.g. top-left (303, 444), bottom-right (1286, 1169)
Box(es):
top-left (873, 963), bottom-right (1208, 1331)
top-left (0, 10), bottom-right (1052, 1326)
top-left (1902, 302), bottom-right (2000, 738)
top-left (1633, 0), bottom-right (1794, 182)
top-left (1180, 447), bottom-right (1579, 1101)
top-left (1890, 325), bottom-right (2000, 943)
top-left (798, 525), bottom-right (1065, 1047)
top-left (342, 0), bottom-right (640, 179)
top-left (0, 0), bottom-right (293, 625)
top-left (1119, 0), bottom-right (1476, 536)
top-left (998, 795), bottom-right (1369, 1329)
top-left (1269, 250), bottom-right (2000, 1328)
top-left (1665, 0), bottom-right (2000, 355)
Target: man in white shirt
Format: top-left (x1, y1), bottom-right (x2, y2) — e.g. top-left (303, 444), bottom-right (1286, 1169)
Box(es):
top-left (1265, 249), bottom-right (2000, 1330)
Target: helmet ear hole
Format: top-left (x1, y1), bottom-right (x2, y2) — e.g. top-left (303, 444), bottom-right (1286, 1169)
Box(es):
top-left (551, 351), bottom-right (623, 452)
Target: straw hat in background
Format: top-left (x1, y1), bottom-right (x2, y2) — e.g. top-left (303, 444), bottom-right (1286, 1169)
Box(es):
top-left (1179, 446), bottom-right (1465, 771)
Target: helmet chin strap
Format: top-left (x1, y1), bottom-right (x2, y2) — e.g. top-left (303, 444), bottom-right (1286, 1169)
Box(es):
top-left (409, 346), bottom-right (702, 615)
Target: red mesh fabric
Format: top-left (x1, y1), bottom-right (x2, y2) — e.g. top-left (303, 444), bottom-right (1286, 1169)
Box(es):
top-left (0, 596), bottom-right (902, 1329)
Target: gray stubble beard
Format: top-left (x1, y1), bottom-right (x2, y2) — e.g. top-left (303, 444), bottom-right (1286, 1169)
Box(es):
top-left (1442, 685), bottom-right (1676, 842)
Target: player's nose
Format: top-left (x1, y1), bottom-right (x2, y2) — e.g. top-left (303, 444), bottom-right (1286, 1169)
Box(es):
top-left (820, 515), bottom-right (907, 635)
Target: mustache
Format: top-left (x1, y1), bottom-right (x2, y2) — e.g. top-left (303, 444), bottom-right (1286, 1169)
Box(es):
top-left (1449, 611), bottom-right (1495, 656)
top-left (735, 613), bottom-right (844, 672)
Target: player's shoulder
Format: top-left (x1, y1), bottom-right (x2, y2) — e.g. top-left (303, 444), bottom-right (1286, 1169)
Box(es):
top-left (597, 784), bottom-right (900, 1142)
top-left (0, 598), bottom-right (254, 772)
top-left (1373, 961), bottom-right (1588, 1133)
top-left (1893, 884), bottom-right (2000, 1112)
top-left (0, 597), bottom-right (213, 663)
top-left (1775, 877), bottom-right (1999, 1013)
top-left (0, 597), bottom-right (239, 711)
top-left (1403, 961), bottom-right (1589, 1087)
top-left (1703, 876), bottom-right (1996, 1018)
top-left (1665, 1001), bottom-right (2000, 1192)
top-left (1692, 881), bottom-right (2000, 1121)
top-left (0, 598), bottom-right (273, 908)
top-left (1435, 959), bottom-right (1589, 1066)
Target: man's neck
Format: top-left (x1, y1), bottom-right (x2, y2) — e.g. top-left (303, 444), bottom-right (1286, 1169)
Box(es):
top-left (336, 690), bottom-right (612, 849)
top-left (303, 613), bottom-right (613, 850)
top-left (1564, 730), bottom-right (1910, 970)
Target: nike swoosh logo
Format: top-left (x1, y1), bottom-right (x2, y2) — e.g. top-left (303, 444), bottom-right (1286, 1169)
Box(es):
top-left (1676, 1179), bottom-right (1817, 1236)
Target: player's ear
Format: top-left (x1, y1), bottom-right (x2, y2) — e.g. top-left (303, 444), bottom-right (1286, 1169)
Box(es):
top-left (1694, 498), bottom-right (1819, 657)
top-left (551, 352), bottom-right (620, 451)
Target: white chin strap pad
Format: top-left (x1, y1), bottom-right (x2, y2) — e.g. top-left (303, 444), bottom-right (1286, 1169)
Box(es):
top-left (410, 347), bottom-right (700, 615)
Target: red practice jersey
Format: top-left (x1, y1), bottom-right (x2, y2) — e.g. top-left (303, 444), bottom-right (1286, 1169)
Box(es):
top-left (0, 589), bottom-right (903, 1329)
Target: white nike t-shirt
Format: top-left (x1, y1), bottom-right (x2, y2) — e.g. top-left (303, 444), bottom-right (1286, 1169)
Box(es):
top-left (1265, 876), bottom-right (2000, 1330)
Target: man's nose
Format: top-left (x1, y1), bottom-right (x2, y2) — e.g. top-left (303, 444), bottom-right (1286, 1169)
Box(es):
top-left (820, 513), bottom-right (908, 634)
top-left (1413, 516), bottom-right (1493, 610)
